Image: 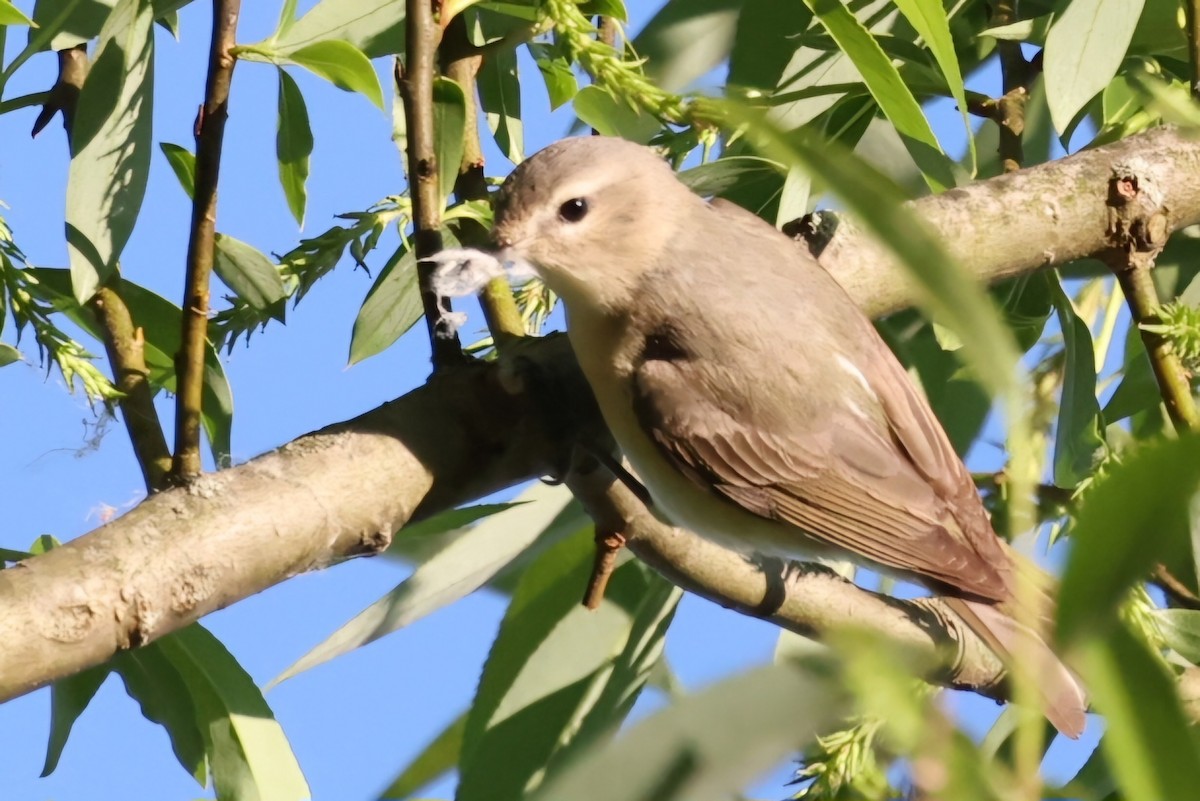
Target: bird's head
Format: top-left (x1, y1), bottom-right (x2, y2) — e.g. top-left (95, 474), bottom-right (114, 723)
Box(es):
top-left (492, 137), bottom-right (697, 313)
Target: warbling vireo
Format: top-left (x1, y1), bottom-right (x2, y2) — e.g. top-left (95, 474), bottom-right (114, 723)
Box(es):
top-left (487, 136), bottom-right (1086, 737)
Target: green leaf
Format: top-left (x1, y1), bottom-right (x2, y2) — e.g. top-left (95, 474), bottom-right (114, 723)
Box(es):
top-left (1050, 276), bottom-right (1105, 487)
top-left (433, 76), bottom-right (467, 205)
top-left (41, 665), bottom-right (110, 777)
top-left (155, 625), bottom-right (309, 801)
top-left (0, 342), bottom-right (21, 366)
top-left (1044, 0), bottom-right (1146, 134)
top-left (159, 142), bottom-right (196, 199)
top-left (272, 484), bottom-right (580, 686)
top-left (0, 545), bottom-right (34, 561)
top-left (527, 42), bottom-right (577, 110)
top-left (1057, 433), bottom-right (1200, 645)
top-left (728, 0), bottom-right (812, 91)
top-left (890, 0), bottom-right (975, 170)
top-left (572, 85), bottom-right (661, 143)
top-left (31, 268), bottom-right (235, 467)
top-left (65, 0), bottom-right (155, 303)
top-left (1103, 325), bottom-right (1159, 422)
top-left (287, 39), bottom-right (383, 110)
top-left (457, 529), bottom-right (680, 801)
top-left (1154, 608), bottom-right (1200, 664)
top-left (113, 644), bottom-right (208, 784)
top-left (1076, 620), bottom-right (1200, 801)
top-left (631, 0), bottom-right (741, 92)
top-left (272, 0), bottom-right (298, 39)
top-left (379, 712), bottom-right (466, 799)
top-left (348, 246), bottom-right (421, 364)
top-left (677, 156), bottom-right (781, 197)
top-left (213, 234), bottom-right (287, 314)
top-left (383, 502), bottom-right (522, 555)
top-left (529, 662), bottom-right (846, 801)
top-left (800, 0), bottom-right (954, 192)
top-left (0, 0), bottom-right (35, 25)
top-left (272, 0), bottom-right (405, 58)
top-left (276, 69), bottom-right (313, 227)
top-left (981, 14), bottom-right (1053, 44)
top-left (477, 45), bottom-right (522, 163)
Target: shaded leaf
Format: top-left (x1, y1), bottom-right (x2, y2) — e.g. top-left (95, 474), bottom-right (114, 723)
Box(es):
top-left (1155, 608), bottom-right (1200, 664)
top-left (213, 234), bottom-right (287, 314)
top-left (529, 662), bottom-right (846, 801)
top-left (0, 342), bottom-right (21, 366)
top-left (273, 0), bottom-right (404, 58)
top-left (728, 0), bottom-right (812, 92)
top-left (287, 39), bottom-right (383, 110)
top-left (65, 0), bottom-right (155, 303)
top-left (41, 665), bottom-right (110, 777)
top-left (272, 483), bottom-right (579, 686)
top-left (159, 141), bottom-right (196, 199)
top-left (1050, 276), bottom-right (1105, 487)
top-left (631, 0), bottom-right (741, 92)
top-left (1058, 433), bottom-right (1200, 645)
top-left (800, 0), bottom-right (954, 192)
top-left (477, 45), bottom-right (522, 163)
top-left (433, 76), bottom-right (466, 206)
top-left (348, 247), bottom-right (421, 365)
top-left (1103, 324), bottom-right (1160, 423)
top-left (1044, 0), bottom-right (1146, 134)
top-left (276, 69), bottom-right (313, 227)
top-left (379, 712), bottom-right (466, 799)
top-left (1076, 620), bottom-right (1200, 801)
top-left (677, 156), bottom-right (781, 197)
top-left (156, 625), bottom-right (309, 801)
top-left (527, 42), bottom-right (577, 109)
top-left (113, 644), bottom-right (207, 784)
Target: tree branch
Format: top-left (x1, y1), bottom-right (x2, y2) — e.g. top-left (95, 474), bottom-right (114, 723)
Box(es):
top-left (35, 45), bottom-right (172, 491)
top-left (400, 0), bottom-right (464, 369)
top-left (4, 126), bottom-right (1200, 703)
top-left (172, 0), bottom-right (242, 481)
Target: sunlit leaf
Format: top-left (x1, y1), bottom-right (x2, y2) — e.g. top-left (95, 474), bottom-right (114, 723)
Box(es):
top-left (631, 0), bottom-right (741, 92)
top-left (272, 0), bottom-right (405, 58)
top-left (477, 45), bottom-right (522, 163)
top-left (573, 85), bottom-right (661, 143)
top-left (1154, 608), bottom-right (1200, 664)
top-left (0, 342), bottom-right (21, 366)
top-left (527, 42), bottom-right (577, 109)
top-left (433, 76), bottom-right (467, 205)
top-left (0, 0), bottom-right (34, 25)
top-left (213, 234), bottom-right (287, 314)
top-left (159, 142), bottom-right (196, 198)
top-left (65, 0), bottom-right (155, 303)
top-left (287, 39), bottom-right (384, 110)
top-left (276, 69), bottom-right (313, 227)
top-left (1044, 0), bottom-right (1146, 134)
top-left (348, 247), bottom-right (421, 364)
top-left (41, 665), bottom-right (110, 777)
top-left (113, 644), bottom-right (207, 784)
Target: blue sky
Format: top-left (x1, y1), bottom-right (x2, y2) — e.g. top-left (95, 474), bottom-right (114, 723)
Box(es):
top-left (0, 2), bottom-right (1102, 799)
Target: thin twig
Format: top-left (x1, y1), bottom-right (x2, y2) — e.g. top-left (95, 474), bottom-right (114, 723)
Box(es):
top-left (38, 45), bottom-right (172, 491)
top-left (399, 0), bottom-right (463, 369)
top-left (1102, 168), bottom-right (1200, 431)
top-left (441, 15), bottom-right (524, 347)
top-left (582, 528), bottom-right (626, 609)
top-left (171, 0), bottom-right (242, 481)
top-left (991, 0), bottom-right (1028, 172)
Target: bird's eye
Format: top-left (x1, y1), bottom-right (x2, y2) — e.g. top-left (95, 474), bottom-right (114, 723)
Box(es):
top-left (558, 198), bottom-right (589, 223)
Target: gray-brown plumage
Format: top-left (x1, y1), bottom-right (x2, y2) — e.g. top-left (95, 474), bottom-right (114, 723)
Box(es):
top-left (491, 136), bottom-right (1086, 737)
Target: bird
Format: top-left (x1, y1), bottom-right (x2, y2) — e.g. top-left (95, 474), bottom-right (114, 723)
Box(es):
top-left (488, 135), bottom-right (1087, 737)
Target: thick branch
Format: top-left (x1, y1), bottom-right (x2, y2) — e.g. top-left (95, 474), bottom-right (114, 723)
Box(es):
top-left (172, 0), bottom-right (241, 481)
top-left (400, 0), bottom-right (463, 368)
top-left (4, 126), bottom-right (1200, 702)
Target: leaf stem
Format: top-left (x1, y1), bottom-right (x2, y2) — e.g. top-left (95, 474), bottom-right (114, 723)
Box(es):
top-left (172, 0), bottom-right (242, 481)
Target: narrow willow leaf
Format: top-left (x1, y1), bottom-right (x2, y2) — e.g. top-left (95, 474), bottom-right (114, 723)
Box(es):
top-left (65, 0), bottom-right (155, 303)
top-left (348, 247), bottom-right (421, 365)
top-left (1058, 433), bottom-right (1200, 645)
top-left (527, 42), bottom-right (577, 109)
top-left (572, 85), bottom-right (661, 143)
top-left (272, 483), bottom-right (579, 686)
top-left (213, 233), bottom-right (287, 314)
top-left (0, 342), bottom-right (21, 365)
top-left (799, 0), bottom-right (954, 192)
top-left (457, 531), bottom-right (679, 801)
top-left (1103, 325), bottom-right (1159, 423)
top-left (631, 0), bottom-right (741, 92)
top-left (0, 0), bottom-right (34, 25)
top-left (890, 0), bottom-right (975, 170)
top-left (272, 0), bottom-right (405, 58)
top-left (113, 645), bottom-right (208, 784)
top-left (1077, 621), bottom-right (1200, 801)
top-left (159, 142), bottom-right (196, 198)
top-left (529, 663), bottom-right (846, 801)
top-left (1050, 277), bottom-right (1104, 487)
top-left (31, 269), bottom-right (235, 467)
top-left (477, 45), bottom-right (523, 163)
top-left (276, 69), bottom-right (313, 227)
top-left (379, 713), bottom-right (466, 799)
top-left (156, 625), bottom-right (310, 801)
top-left (41, 665), bottom-right (110, 776)
top-left (287, 39), bottom-right (383, 110)
top-left (1044, 0), bottom-right (1146, 134)
top-left (273, 0), bottom-right (298, 39)
top-left (677, 156), bottom-right (781, 197)
top-left (1154, 608), bottom-right (1200, 664)
top-left (728, 0), bottom-right (812, 92)
top-left (433, 76), bottom-right (466, 205)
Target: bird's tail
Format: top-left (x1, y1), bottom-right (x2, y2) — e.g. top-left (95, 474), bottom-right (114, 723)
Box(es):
top-left (944, 597), bottom-right (1088, 739)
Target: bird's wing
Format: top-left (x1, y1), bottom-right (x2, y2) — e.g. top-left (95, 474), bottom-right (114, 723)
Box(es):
top-left (632, 353), bottom-right (1011, 602)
